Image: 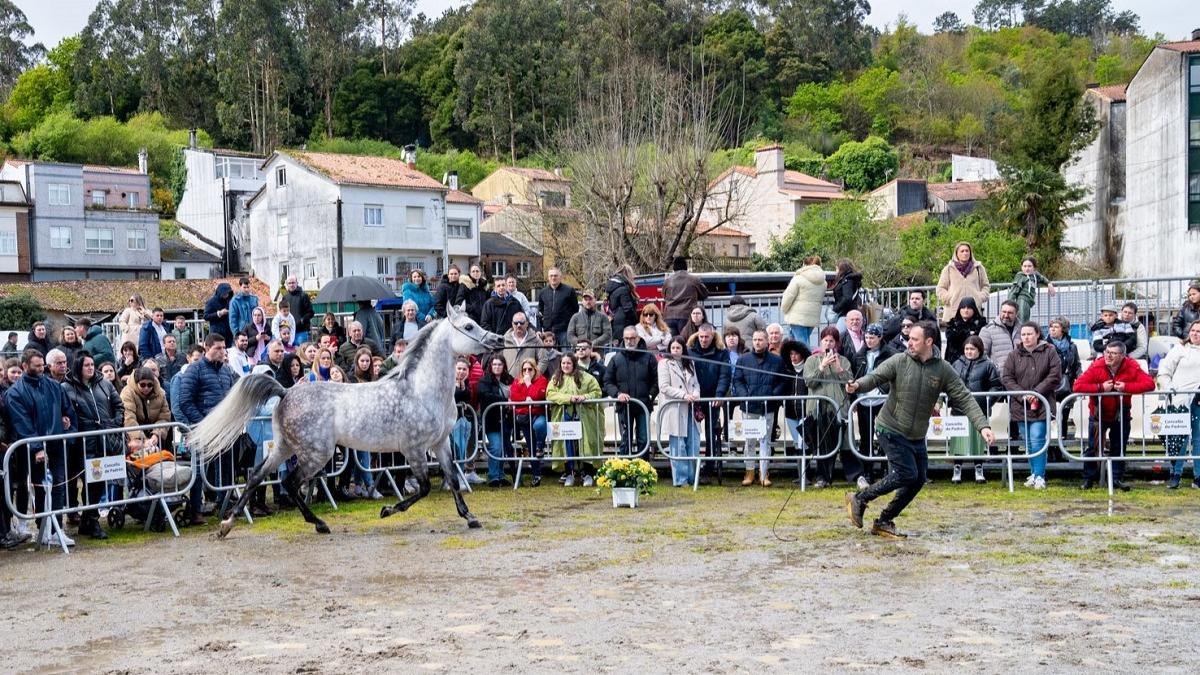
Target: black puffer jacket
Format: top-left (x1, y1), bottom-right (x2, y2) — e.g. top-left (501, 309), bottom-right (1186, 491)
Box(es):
top-left (1172, 301), bottom-right (1200, 339)
top-left (831, 272), bottom-right (863, 317)
top-left (434, 279), bottom-right (467, 319)
top-left (778, 341), bottom-right (810, 420)
top-left (605, 275), bottom-right (638, 342)
top-left (62, 363), bottom-right (124, 458)
top-left (951, 355), bottom-right (1003, 415)
top-left (462, 276), bottom-right (491, 323)
top-left (603, 337), bottom-right (658, 405)
top-left (944, 298), bottom-right (987, 364)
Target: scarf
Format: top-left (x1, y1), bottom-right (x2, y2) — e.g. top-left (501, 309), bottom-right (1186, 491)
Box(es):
top-left (953, 254), bottom-right (975, 278)
top-left (1049, 334), bottom-right (1071, 356)
top-left (317, 365), bottom-right (330, 380)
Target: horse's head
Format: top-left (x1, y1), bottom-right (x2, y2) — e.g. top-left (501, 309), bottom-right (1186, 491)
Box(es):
top-left (445, 304), bottom-right (504, 354)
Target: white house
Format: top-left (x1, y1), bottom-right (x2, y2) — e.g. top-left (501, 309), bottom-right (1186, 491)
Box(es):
top-left (174, 137), bottom-right (267, 274)
top-left (703, 145), bottom-right (846, 254)
top-left (246, 150), bottom-right (480, 293)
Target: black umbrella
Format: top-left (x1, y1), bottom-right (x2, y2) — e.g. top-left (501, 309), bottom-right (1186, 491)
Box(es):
top-left (314, 276), bottom-right (397, 304)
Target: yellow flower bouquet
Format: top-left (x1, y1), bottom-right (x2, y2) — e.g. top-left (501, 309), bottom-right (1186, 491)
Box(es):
top-left (594, 457), bottom-right (658, 495)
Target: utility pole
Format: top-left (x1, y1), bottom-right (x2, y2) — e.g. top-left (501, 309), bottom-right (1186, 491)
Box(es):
top-left (335, 198), bottom-right (344, 277)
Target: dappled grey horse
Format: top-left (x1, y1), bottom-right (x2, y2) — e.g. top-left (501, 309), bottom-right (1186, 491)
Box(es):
top-left (187, 305), bottom-right (504, 537)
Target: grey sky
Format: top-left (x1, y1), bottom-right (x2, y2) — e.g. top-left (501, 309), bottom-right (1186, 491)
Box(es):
top-left (15, 0), bottom-right (1196, 54)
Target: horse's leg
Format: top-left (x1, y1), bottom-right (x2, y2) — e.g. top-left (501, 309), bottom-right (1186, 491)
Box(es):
top-left (436, 436), bottom-right (481, 529)
top-left (380, 447), bottom-right (431, 518)
top-left (218, 439), bottom-right (290, 539)
top-left (284, 468), bottom-right (330, 534)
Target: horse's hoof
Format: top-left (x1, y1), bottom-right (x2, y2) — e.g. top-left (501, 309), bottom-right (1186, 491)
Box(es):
top-left (467, 518), bottom-right (481, 529)
top-left (217, 518), bottom-right (234, 538)
top-left (315, 522), bottom-right (331, 534)
top-left (379, 506), bottom-right (393, 519)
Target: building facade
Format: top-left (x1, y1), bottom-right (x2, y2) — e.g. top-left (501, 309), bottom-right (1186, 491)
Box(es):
top-left (0, 181), bottom-right (31, 281)
top-left (174, 141), bottom-right (267, 274)
top-left (0, 159), bottom-right (160, 281)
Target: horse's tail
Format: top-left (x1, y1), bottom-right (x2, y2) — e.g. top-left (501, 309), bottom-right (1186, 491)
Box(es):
top-left (187, 374), bottom-right (286, 462)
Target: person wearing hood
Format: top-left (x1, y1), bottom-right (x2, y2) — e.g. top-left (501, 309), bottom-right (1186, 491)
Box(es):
top-left (62, 351), bottom-right (124, 540)
top-left (204, 282), bottom-right (234, 343)
top-left (660, 257), bottom-right (709, 337)
top-left (830, 259), bottom-right (863, 326)
top-left (604, 327), bottom-right (659, 456)
top-left (75, 318), bottom-right (115, 367)
top-left (724, 296), bottom-right (766, 347)
top-left (604, 264), bottom-right (638, 345)
top-left (944, 297), bottom-right (987, 365)
top-left (780, 255), bottom-right (827, 345)
top-left (935, 242), bottom-right (990, 325)
top-left (401, 269), bottom-right (436, 322)
top-left (353, 299), bottom-right (387, 349)
top-left (434, 265), bottom-right (467, 318)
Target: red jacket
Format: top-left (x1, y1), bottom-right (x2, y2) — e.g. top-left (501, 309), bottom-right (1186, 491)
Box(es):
top-left (510, 375), bottom-right (548, 416)
top-left (1072, 356), bottom-right (1155, 420)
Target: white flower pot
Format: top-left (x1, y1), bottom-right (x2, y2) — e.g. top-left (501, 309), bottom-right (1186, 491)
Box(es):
top-left (611, 487), bottom-right (639, 508)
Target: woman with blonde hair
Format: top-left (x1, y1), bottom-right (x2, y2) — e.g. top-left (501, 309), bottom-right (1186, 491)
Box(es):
top-left (306, 348), bottom-right (336, 382)
top-left (636, 302), bottom-right (671, 353)
top-left (118, 293), bottom-right (152, 347)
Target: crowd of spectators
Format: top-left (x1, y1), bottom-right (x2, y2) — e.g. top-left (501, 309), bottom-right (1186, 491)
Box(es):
top-left (3, 248), bottom-right (1200, 551)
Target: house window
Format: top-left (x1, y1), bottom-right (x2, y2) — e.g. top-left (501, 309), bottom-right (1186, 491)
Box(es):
top-left (50, 226), bottom-right (72, 248)
top-left (279, 262), bottom-right (290, 281)
top-left (91, 190), bottom-right (106, 206)
top-left (127, 229), bottom-right (147, 251)
top-left (406, 206), bottom-right (424, 227)
top-left (304, 258), bottom-right (317, 279)
top-left (447, 218), bottom-right (471, 238)
top-left (517, 261), bottom-right (531, 278)
top-left (490, 260), bottom-right (507, 277)
top-left (539, 191), bottom-right (566, 208)
top-left (276, 166), bottom-right (287, 187)
top-left (0, 231), bottom-right (15, 255)
top-left (277, 212), bottom-right (288, 235)
top-left (376, 256), bottom-right (389, 275)
top-left (174, 267), bottom-right (187, 279)
top-left (128, 192), bottom-right (139, 208)
top-left (364, 205), bottom-right (384, 226)
top-left (84, 227), bottom-right (115, 254)
top-left (48, 183), bottom-right (71, 206)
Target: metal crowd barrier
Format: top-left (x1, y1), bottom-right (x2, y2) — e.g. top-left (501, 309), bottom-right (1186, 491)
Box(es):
top-left (653, 395), bottom-right (843, 492)
top-left (349, 404), bottom-right (483, 495)
top-left (1056, 390), bottom-right (1200, 497)
top-left (481, 398), bottom-right (652, 489)
top-left (847, 390), bottom-right (1053, 493)
top-left (2, 421), bottom-right (193, 554)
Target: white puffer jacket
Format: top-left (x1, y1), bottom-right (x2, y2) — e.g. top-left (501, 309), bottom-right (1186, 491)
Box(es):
top-left (1157, 342), bottom-right (1200, 392)
top-left (780, 265), bottom-right (826, 327)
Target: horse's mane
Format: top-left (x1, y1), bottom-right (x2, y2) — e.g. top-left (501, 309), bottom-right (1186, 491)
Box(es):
top-left (379, 319), bottom-right (440, 382)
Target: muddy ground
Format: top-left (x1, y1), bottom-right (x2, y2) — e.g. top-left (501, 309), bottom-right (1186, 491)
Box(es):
top-left (3, 479), bottom-right (1199, 673)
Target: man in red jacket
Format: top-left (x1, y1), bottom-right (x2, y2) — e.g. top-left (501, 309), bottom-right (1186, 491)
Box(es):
top-left (1072, 341), bottom-right (1154, 490)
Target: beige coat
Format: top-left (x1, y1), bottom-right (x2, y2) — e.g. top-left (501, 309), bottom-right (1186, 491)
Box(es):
top-left (780, 265), bottom-right (826, 327)
top-left (935, 261), bottom-right (990, 324)
top-left (656, 357), bottom-right (701, 438)
top-left (118, 306), bottom-right (151, 349)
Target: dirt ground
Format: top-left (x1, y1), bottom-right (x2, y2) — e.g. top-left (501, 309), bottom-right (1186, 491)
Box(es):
top-left (3, 478), bottom-right (1199, 674)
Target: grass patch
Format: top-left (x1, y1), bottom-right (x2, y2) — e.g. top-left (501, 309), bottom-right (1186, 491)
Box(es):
top-left (1150, 533), bottom-right (1200, 547)
top-left (441, 536), bottom-right (487, 550)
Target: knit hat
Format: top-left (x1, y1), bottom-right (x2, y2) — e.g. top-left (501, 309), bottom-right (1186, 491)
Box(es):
top-left (866, 323), bottom-right (884, 337)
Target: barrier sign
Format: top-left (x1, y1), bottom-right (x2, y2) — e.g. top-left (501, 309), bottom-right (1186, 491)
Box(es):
top-left (1145, 413), bottom-right (1191, 437)
top-left (733, 417), bottom-right (768, 440)
top-left (86, 455), bottom-right (125, 483)
top-left (926, 416), bottom-right (970, 440)
top-left (548, 421), bottom-right (583, 441)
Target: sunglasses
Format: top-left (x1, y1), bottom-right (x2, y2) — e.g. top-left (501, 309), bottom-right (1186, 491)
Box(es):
top-left (575, 346), bottom-right (588, 351)
top-left (137, 381), bottom-right (154, 389)
top-left (513, 320), bottom-right (527, 325)
top-left (642, 313), bottom-right (654, 317)
top-left (521, 366), bottom-right (535, 371)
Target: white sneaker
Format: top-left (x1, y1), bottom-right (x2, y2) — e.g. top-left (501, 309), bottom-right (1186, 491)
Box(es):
top-left (856, 475), bottom-right (870, 491)
top-left (404, 477), bottom-right (419, 494)
top-left (41, 531), bottom-right (75, 547)
top-left (974, 465), bottom-right (986, 483)
top-left (13, 519), bottom-right (31, 536)
top-left (582, 475), bottom-right (594, 488)
top-left (951, 465), bottom-right (962, 483)
top-left (1024, 474), bottom-right (1037, 487)
top-left (563, 474), bottom-right (576, 487)
top-left (1033, 476), bottom-right (1047, 490)
top-left (465, 472), bottom-right (486, 485)
top-left (369, 488), bottom-right (383, 500)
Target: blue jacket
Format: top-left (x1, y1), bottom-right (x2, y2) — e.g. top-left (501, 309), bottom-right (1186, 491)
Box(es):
top-left (5, 373), bottom-right (73, 452)
top-left (83, 325), bottom-right (115, 366)
top-left (401, 281), bottom-right (436, 321)
top-left (732, 349), bottom-right (784, 415)
top-left (689, 343), bottom-right (731, 398)
top-left (177, 356), bottom-right (237, 425)
top-left (138, 321), bottom-right (164, 359)
top-left (228, 292), bottom-right (259, 336)
top-left (204, 282), bottom-right (234, 343)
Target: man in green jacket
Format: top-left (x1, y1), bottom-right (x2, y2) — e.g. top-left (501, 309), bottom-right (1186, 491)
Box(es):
top-left (844, 321), bottom-right (995, 538)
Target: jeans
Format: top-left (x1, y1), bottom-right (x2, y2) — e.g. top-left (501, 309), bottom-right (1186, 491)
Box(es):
top-left (1083, 415), bottom-right (1131, 483)
top-left (486, 430), bottom-right (513, 482)
top-left (788, 325), bottom-right (812, 345)
top-left (1170, 402), bottom-right (1200, 478)
top-left (451, 417), bottom-right (473, 463)
top-left (515, 414), bottom-right (547, 478)
top-left (669, 418), bottom-right (700, 486)
top-left (858, 430), bottom-right (928, 523)
top-left (617, 403), bottom-right (649, 456)
top-left (1020, 420), bottom-right (1049, 478)
top-left (352, 450), bottom-right (375, 490)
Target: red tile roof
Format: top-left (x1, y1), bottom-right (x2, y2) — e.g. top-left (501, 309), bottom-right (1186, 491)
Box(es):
top-left (285, 151), bottom-right (446, 191)
top-left (702, 225), bottom-right (751, 238)
top-left (0, 277), bottom-right (276, 314)
top-left (755, 143), bottom-right (784, 152)
top-left (83, 165), bottom-right (145, 175)
top-left (927, 181), bottom-right (992, 202)
top-left (1089, 84), bottom-right (1128, 102)
top-left (1160, 40), bottom-right (1200, 53)
top-left (708, 165), bottom-right (844, 199)
top-left (447, 189), bottom-right (482, 204)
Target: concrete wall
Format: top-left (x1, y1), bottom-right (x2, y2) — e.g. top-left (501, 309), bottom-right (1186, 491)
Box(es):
top-left (471, 169), bottom-right (570, 207)
top-left (161, 261), bottom-right (220, 279)
top-left (1122, 47), bottom-right (1192, 277)
top-left (0, 207), bottom-right (28, 275)
top-left (445, 201), bottom-right (482, 259)
top-left (82, 168), bottom-right (150, 209)
top-left (176, 149), bottom-right (265, 273)
top-left (1064, 94), bottom-right (1123, 267)
top-left (704, 170), bottom-right (794, 254)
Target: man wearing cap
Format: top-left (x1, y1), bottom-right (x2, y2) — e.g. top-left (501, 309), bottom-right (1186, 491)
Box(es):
top-left (566, 289), bottom-right (612, 348)
top-left (1090, 304), bottom-right (1137, 355)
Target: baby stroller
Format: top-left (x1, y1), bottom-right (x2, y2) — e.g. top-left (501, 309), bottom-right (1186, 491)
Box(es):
top-left (107, 450), bottom-right (193, 532)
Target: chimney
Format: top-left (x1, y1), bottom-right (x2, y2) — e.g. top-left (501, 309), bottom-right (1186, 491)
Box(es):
top-left (753, 144), bottom-right (785, 186)
top-left (447, 170), bottom-right (459, 191)
top-left (403, 144), bottom-right (417, 169)
top-left (137, 147), bottom-right (148, 175)
top-left (553, 166), bottom-right (563, 177)
top-left (188, 129), bottom-right (198, 149)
